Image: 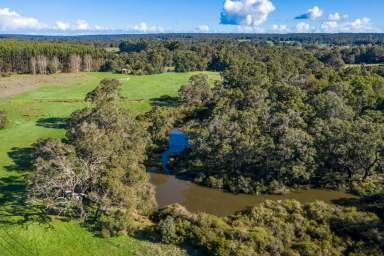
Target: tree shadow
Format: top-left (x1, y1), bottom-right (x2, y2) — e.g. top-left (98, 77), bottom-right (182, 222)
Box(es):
top-left (4, 147), bottom-right (34, 172)
top-left (150, 96), bottom-right (180, 107)
top-left (0, 175), bottom-right (50, 226)
top-left (36, 117), bottom-right (68, 129)
top-left (133, 228), bottom-right (202, 256)
top-left (333, 193), bottom-right (384, 221)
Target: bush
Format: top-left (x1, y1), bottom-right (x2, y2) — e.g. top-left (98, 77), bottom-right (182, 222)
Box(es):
top-left (159, 216), bottom-right (178, 244)
top-left (0, 110), bottom-right (7, 129)
top-left (154, 201), bottom-right (384, 256)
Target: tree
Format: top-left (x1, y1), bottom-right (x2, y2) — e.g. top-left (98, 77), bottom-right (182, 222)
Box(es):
top-left (85, 79), bottom-right (122, 105)
top-left (178, 74), bottom-right (212, 105)
top-left (314, 118), bottom-right (384, 186)
top-left (29, 79), bottom-right (156, 236)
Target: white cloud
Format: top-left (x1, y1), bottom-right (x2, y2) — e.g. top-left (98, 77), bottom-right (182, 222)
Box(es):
top-left (132, 22), bottom-right (164, 33)
top-left (321, 21), bottom-right (339, 32)
top-left (221, 0), bottom-right (275, 26)
top-left (197, 25), bottom-right (210, 33)
top-left (272, 24), bottom-right (288, 32)
top-left (295, 6), bottom-right (323, 20)
top-left (328, 13), bottom-right (341, 22)
top-left (55, 21), bottom-right (70, 30)
top-left (308, 6), bottom-right (323, 19)
top-left (320, 17), bottom-right (375, 33)
top-left (0, 7), bottom-right (45, 30)
top-left (350, 17), bottom-right (370, 28)
top-left (296, 22), bottom-right (310, 33)
top-left (75, 20), bottom-right (89, 30)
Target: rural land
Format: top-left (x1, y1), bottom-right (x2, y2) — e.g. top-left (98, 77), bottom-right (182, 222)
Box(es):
top-left (0, 1), bottom-right (384, 256)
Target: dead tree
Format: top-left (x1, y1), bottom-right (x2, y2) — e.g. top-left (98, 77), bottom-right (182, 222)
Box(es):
top-left (83, 55), bottom-right (92, 72)
top-left (70, 54), bottom-right (82, 73)
top-left (36, 55), bottom-right (48, 74)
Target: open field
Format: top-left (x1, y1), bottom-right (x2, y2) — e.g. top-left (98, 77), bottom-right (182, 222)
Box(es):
top-left (0, 71), bottom-right (220, 256)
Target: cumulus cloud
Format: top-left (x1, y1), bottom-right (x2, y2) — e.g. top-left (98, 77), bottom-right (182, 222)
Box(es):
top-left (75, 20), bottom-right (90, 30)
top-left (295, 6), bottom-right (323, 20)
top-left (197, 25), bottom-right (210, 33)
top-left (55, 21), bottom-right (70, 30)
top-left (328, 13), bottom-right (341, 22)
top-left (321, 16), bottom-right (374, 33)
top-left (220, 0), bottom-right (275, 26)
top-left (0, 7), bottom-right (45, 31)
top-left (132, 22), bottom-right (164, 33)
top-left (296, 22), bottom-right (310, 33)
top-left (272, 24), bottom-right (288, 32)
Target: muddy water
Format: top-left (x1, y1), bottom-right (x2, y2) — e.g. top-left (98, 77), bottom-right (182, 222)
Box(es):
top-left (150, 130), bottom-right (355, 217)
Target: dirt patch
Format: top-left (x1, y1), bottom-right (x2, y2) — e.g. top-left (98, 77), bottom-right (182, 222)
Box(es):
top-left (0, 73), bottom-right (92, 98)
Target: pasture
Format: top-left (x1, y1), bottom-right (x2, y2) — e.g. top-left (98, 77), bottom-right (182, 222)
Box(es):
top-left (0, 71), bottom-right (219, 256)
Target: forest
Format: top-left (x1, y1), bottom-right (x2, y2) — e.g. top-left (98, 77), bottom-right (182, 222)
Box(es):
top-left (0, 34), bottom-right (384, 255)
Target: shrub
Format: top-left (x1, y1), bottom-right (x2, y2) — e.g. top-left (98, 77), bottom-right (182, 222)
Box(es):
top-left (154, 201), bottom-right (384, 256)
top-left (159, 216), bottom-right (178, 244)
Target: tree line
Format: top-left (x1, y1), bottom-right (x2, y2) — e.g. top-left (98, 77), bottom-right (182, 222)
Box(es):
top-left (0, 40), bottom-right (108, 74)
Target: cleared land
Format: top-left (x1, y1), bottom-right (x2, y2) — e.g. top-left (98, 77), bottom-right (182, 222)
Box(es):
top-left (0, 71), bottom-right (220, 256)
top-left (0, 73), bottom-right (92, 98)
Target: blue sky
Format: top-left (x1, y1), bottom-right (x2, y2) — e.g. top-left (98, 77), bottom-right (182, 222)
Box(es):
top-left (0, 0), bottom-right (383, 34)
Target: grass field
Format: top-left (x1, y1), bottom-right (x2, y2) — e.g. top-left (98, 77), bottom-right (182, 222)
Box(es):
top-left (0, 71), bottom-right (220, 256)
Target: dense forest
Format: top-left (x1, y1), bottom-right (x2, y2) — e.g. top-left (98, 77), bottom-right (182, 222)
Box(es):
top-left (2, 35), bottom-right (384, 75)
top-left (0, 40), bottom-right (108, 74)
top-left (145, 41), bottom-right (384, 196)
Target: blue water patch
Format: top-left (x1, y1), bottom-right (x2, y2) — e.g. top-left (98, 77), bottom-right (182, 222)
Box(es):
top-left (162, 129), bottom-right (189, 172)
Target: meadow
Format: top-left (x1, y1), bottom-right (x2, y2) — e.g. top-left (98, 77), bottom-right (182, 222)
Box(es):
top-left (0, 71), bottom-right (220, 256)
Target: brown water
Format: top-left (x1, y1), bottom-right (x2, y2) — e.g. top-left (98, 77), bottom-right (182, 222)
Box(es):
top-left (150, 173), bottom-right (355, 217)
top-left (152, 129), bottom-right (355, 216)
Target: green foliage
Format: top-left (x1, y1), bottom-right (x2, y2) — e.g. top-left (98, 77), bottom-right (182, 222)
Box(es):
top-left (119, 40), bottom-right (149, 53)
top-left (159, 216), bottom-right (179, 244)
top-left (155, 201), bottom-right (384, 256)
top-left (174, 51), bottom-right (208, 72)
top-left (28, 79), bottom-right (156, 236)
top-left (85, 79), bottom-right (122, 105)
top-left (178, 74), bottom-right (212, 105)
top-left (159, 44), bottom-right (384, 194)
top-left (0, 39), bottom-right (108, 74)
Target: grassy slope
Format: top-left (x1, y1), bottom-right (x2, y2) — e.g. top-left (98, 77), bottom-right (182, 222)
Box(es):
top-left (0, 71), bottom-right (220, 256)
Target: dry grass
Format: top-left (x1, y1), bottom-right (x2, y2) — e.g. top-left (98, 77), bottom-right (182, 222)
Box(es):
top-left (0, 73), bottom-right (92, 98)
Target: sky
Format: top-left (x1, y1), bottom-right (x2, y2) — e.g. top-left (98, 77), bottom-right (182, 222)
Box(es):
top-left (0, 0), bottom-right (383, 34)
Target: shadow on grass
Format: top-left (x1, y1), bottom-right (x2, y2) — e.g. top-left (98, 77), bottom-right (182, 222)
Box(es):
top-left (36, 117), bottom-right (68, 129)
top-left (2, 146), bottom-right (50, 226)
top-left (4, 147), bottom-right (34, 172)
top-left (150, 96), bottom-right (180, 107)
top-left (0, 175), bottom-right (50, 226)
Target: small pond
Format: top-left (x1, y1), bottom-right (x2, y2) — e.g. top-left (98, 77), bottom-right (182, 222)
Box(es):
top-left (150, 130), bottom-right (355, 216)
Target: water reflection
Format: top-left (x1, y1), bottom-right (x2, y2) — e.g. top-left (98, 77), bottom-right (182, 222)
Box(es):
top-left (161, 129), bottom-right (188, 172)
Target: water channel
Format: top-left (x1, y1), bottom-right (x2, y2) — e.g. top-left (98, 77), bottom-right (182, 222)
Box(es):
top-left (149, 130), bottom-right (355, 216)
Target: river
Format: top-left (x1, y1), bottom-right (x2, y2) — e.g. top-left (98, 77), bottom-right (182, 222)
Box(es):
top-left (149, 130), bottom-right (355, 216)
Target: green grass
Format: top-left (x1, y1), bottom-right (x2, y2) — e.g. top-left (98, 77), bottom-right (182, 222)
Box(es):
top-left (0, 71), bottom-right (220, 256)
